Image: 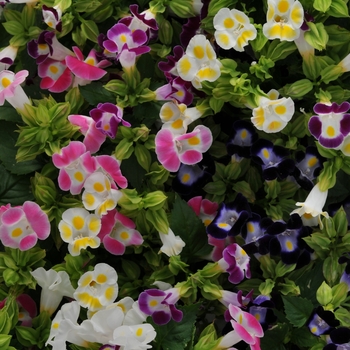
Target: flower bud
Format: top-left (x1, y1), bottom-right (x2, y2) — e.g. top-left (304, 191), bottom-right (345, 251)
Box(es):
top-left (328, 0), bottom-right (349, 17)
top-left (168, 0), bottom-right (196, 18)
top-left (134, 143), bottom-right (151, 171)
top-left (143, 191), bottom-right (167, 210)
top-left (304, 22), bottom-right (329, 51)
top-left (158, 18), bottom-right (173, 45)
top-left (282, 79), bottom-right (313, 98)
top-left (114, 139), bottom-right (134, 160)
top-left (316, 281), bottom-right (333, 306)
top-left (321, 65), bottom-right (343, 84)
top-left (331, 283), bottom-right (348, 308)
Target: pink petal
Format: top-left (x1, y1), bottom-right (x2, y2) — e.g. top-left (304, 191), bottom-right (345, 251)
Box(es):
top-left (187, 196), bottom-right (202, 215)
top-left (66, 56), bottom-right (107, 80)
top-left (96, 155), bottom-right (127, 188)
top-left (48, 67), bottom-right (72, 93)
top-left (52, 141), bottom-right (86, 168)
top-left (115, 211), bottom-right (135, 229)
top-left (72, 46), bottom-right (84, 61)
top-left (1, 207), bottom-right (24, 225)
top-left (68, 115), bottom-right (91, 133)
top-left (99, 209), bottom-right (118, 239)
top-left (19, 234), bottom-right (37, 251)
top-left (155, 129), bottom-right (180, 172)
top-left (179, 149), bottom-right (202, 165)
top-left (103, 235), bottom-right (126, 255)
top-left (40, 76), bottom-right (56, 89)
top-left (57, 169), bottom-right (71, 191)
top-left (23, 201), bottom-right (50, 240)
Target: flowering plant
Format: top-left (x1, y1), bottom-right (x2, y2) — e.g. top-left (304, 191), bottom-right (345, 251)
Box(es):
top-left (1, 0), bottom-right (350, 349)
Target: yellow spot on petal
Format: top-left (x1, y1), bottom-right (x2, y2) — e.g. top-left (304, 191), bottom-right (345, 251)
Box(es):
top-left (188, 136), bottom-right (200, 145)
top-left (12, 227), bottom-right (23, 238)
top-left (218, 222), bottom-right (229, 228)
top-left (182, 173), bottom-right (190, 183)
top-left (239, 313), bottom-right (243, 324)
top-left (326, 126), bottom-right (335, 137)
top-left (218, 33), bottom-right (230, 47)
top-left (278, 0), bottom-right (289, 13)
top-left (303, 213), bottom-right (313, 219)
top-left (118, 303), bottom-right (126, 312)
top-left (224, 17), bottom-right (235, 29)
top-left (206, 43), bottom-right (215, 60)
top-left (161, 105), bottom-right (174, 121)
top-left (237, 30), bottom-right (255, 49)
top-left (88, 217), bottom-right (100, 233)
top-left (307, 157), bottom-right (317, 168)
top-left (38, 43), bottom-right (47, 50)
top-left (311, 326), bottom-right (317, 334)
top-left (178, 57), bottom-right (192, 75)
top-left (241, 130), bottom-right (247, 139)
top-left (1, 77), bottom-right (11, 88)
top-left (203, 219), bottom-right (211, 226)
top-left (73, 216), bottom-right (85, 230)
top-left (290, 5), bottom-right (304, 25)
top-left (262, 148), bottom-right (270, 159)
top-left (343, 143), bottom-right (350, 155)
top-left (193, 45), bottom-right (205, 59)
top-left (47, 21), bottom-right (54, 28)
top-left (74, 171), bottom-right (84, 182)
top-left (286, 240), bottom-right (293, 251)
top-left (104, 124), bottom-right (110, 130)
top-left (93, 182), bottom-right (104, 192)
top-left (247, 222), bottom-right (255, 233)
top-left (49, 65), bottom-right (58, 74)
top-left (81, 275), bottom-right (92, 287)
top-left (267, 121), bottom-right (282, 132)
top-left (255, 313), bottom-right (261, 321)
top-left (136, 328), bottom-right (143, 337)
top-left (18, 312), bottom-right (24, 319)
top-left (120, 231), bottom-right (129, 240)
top-left (171, 119), bottom-right (183, 129)
top-left (61, 224), bottom-right (72, 240)
top-left (149, 300), bottom-right (158, 307)
top-left (105, 286), bottom-right (115, 301)
top-left (120, 34), bottom-right (127, 43)
top-left (234, 13), bottom-right (247, 24)
top-left (84, 193), bottom-right (95, 207)
top-left (96, 273), bottom-right (107, 284)
top-left (85, 57), bottom-right (95, 66)
top-left (253, 107), bottom-right (265, 127)
top-left (197, 67), bottom-right (218, 81)
top-left (52, 322), bottom-right (60, 329)
top-left (176, 90), bottom-right (184, 97)
top-left (275, 105), bottom-right (286, 115)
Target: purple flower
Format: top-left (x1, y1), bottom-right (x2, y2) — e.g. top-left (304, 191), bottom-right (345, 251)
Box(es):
top-left (308, 102), bottom-right (350, 149)
top-left (158, 45), bottom-right (184, 75)
top-left (324, 327), bottom-right (350, 350)
top-left (138, 288), bottom-right (183, 325)
top-left (90, 103), bottom-right (131, 139)
top-left (248, 295), bottom-right (277, 331)
top-left (307, 306), bottom-right (339, 336)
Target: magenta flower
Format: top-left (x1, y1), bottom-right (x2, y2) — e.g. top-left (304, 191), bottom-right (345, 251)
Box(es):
top-left (99, 210), bottom-right (143, 255)
top-left (38, 58), bottom-right (72, 93)
top-left (95, 155), bottom-right (128, 189)
top-left (155, 125), bottom-right (213, 172)
top-left (138, 288), bottom-right (183, 325)
top-left (308, 102), bottom-right (350, 149)
top-left (90, 103), bottom-right (131, 139)
top-left (0, 201), bottom-right (50, 251)
top-left (52, 141), bottom-right (96, 195)
top-left (68, 114), bottom-right (106, 153)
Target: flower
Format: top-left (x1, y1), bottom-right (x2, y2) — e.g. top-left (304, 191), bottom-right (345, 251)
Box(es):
top-left (74, 263), bottom-right (118, 311)
top-left (42, 5), bottom-right (62, 32)
top-left (263, 0), bottom-right (304, 41)
top-left (213, 8), bottom-right (257, 51)
top-left (159, 228), bottom-right (186, 257)
top-left (0, 69), bottom-right (30, 111)
top-left (0, 45), bottom-right (18, 71)
top-left (0, 201), bottom-right (50, 250)
top-left (324, 327), bottom-right (350, 349)
top-left (30, 268), bottom-right (75, 315)
top-left (90, 102), bottom-right (130, 139)
top-left (307, 306), bottom-right (339, 336)
top-left (308, 102), bottom-right (350, 149)
top-left (138, 288), bottom-right (183, 325)
top-left (176, 34), bottom-right (222, 88)
top-left (155, 125), bottom-right (213, 172)
top-left (58, 207), bottom-right (101, 256)
top-left (291, 183), bottom-right (329, 227)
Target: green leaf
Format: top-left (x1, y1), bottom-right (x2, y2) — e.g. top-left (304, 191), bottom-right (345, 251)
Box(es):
top-left (282, 296), bottom-right (314, 327)
top-left (150, 304), bottom-right (200, 350)
top-left (260, 323), bottom-right (289, 350)
top-left (291, 327), bottom-right (318, 347)
top-left (79, 82), bottom-right (115, 106)
top-left (170, 196), bottom-right (212, 263)
top-left (120, 154), bottom-right (146, 191)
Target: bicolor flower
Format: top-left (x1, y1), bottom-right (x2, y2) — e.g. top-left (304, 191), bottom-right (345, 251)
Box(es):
top-left (263, 0), bottom-right (304, 41)
top-left (16, 294), bottom-right (37, 327)
top-left (58, 208), bottom-right (101, 256)
top-left (218, 243), bottom-right (251, 284)
top-left (158, 45), bottom-right (184, 76)
top-left (42, 5), bottom-right (62, 32)
top-left (159, 228), bottom-right (186, 257)
top-left (66, 47), bottom-right (112, 87)
top-left (138, 288), bottom-right (183, 325)
top-left (82, 172), bottom-right (122, 217)
top-left (213, 8), bottom-right (257, 51)
top-left (52, 141), bottom-right (96, 195)
top-left (291, 183), bottom-right (329, 227)
top-left (99, 209), bottom-right (143, 255)
top-left (308, 102), bottom-right (350, 149)
top-left (90, 102), bottom-right (130, 139)
top-left (0, 201), bottom-right (50, 251)
top-left (219, 289), bottom-right (254, 309)
top-left (155, 125), bottom-right (213, 172)
top-left (30, 268), bottom-right (75, 315)
top-left (74, 263), bottom-right (118, 311)
top-left (248, 295), bottom-right (277, 331)
top-left (68, 114), bottom-right (106, 153)
top-left (207, 193), bottom-right (252, 239)
top-left (0, 69), bottom-right (30, 111)
top-left (176, 34), bottom-right (222, 89)
top-left (307, 306), bottom-right (339, 336)
top-left (38, 58), bottom-right (73, 93)
top-left (251, 90), bottom-right (295, 133)
top-left (251, 139), bottom-right (295, 180)
top-left (0, 45), bottom-right (18, 71)
top-left (324, 327), bottom-right (350, 350)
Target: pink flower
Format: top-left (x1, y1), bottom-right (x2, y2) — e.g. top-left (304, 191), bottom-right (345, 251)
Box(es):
top-left (95, 155), bottom-right (128, 189)
top-left (155, 125), bottom-right (213, 172)
top-left (0, 201), bottom-right (50, 250)
top-left (52, 141), bottom-right (96, 195)
top-left (68, 114), bottom-right (106, 153)
top-left (99, 210), bottom-right (144, 255)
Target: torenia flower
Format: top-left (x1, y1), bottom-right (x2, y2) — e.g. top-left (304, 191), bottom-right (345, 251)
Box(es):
top-left (0, 201), bottom-right (50, 250)
top-left (159, 228), bottom-right (186, 257)
top-left (42, 5), bottom-right (62, 32)
top-left (16, 294), bottom-right (37, 327)
top-left (0, 70), bottom-right (30, 111)
top-left (291, 183), bottom-right (329, 227)
top-left (155, 125), bottom-right (213, 172)
top-left (251, 90), bottom-right (295, 133)
top-left (308, 101), bottom-right (350, 149)
top-left (30, 268), bottom-right (75, 315)
top-left (177, 34), bottom-right (222, 89)
top-left (263, 0), bottom-right (304, 41)
top-left (58, 208), bottom-right (101, 256)
top-left (138, 288), bottom-right (183, 325)
top-left (213, 8), bottom-right (257, 51)
top-left (0, 45), bottom-right (18, 71)
top-left (74, 263), bottom-right (118, 311)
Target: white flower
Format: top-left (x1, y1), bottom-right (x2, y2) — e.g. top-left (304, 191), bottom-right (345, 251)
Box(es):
top-left (0, 45), bottom-right (18, 71)
top-left (159, 228), bottom-right (186, 257)
top-left (30, 268), bottom-right (75, 315)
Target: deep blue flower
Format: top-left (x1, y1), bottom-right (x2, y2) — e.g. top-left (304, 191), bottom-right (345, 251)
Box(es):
top-left (324, 327), bottom-right (350, 350)
top-left (248, 295), bottom-right (277, 331)
top-left (307, 306), bottom-right (339, 336)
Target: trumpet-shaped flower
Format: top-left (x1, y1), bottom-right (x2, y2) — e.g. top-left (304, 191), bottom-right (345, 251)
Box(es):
top-left (291, 183), bottom-right (329, 227)
top-left (0, 69), bottom-right (30, 111)
top-left (58, 208), bottom-right (101, 256)
top-left (213, 8), bottom-right (257, 51)
top-left (138, 288), bottom-right (183, 325)
top-left (307, 306), bottom-right (339, 336)
top-left (74, 263), bottom-right (118, 311)
top-left (251, 91), bottom-right (295, 133)
top-left (42, 5), bottom-right (62, 32)
top-left (308, 102), bottom-right (350, 149)
top-left (0, 201), bottom-right (50, 250)
top-left (0, 45), bottom-right (18, 71)
top-left (159, 228), bottom-right (186, 257)
top-left (90, 102), bottom-right (130, 139)
top-left (155, 125), bottom-right (213, 172)
top-left (263, 0), bottom-right (304, 41)
top-left (176, 34), bottom-right (222, 89)
top-left (30, 268), bottom-right (75, 315)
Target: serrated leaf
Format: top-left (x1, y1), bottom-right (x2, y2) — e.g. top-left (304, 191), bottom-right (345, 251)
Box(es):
top-left (260, 323), bottom-right (289, 350)
top-left (170, 196), bottom-right (212, 263)
top-left (282, 295), bottom-right (314, 327)
top-left (291, 327), bottom-right (318, 347)
top-left (79, 82), bottom-right (115, 106)
top-left (150, 304), bottom-right (200, 350)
